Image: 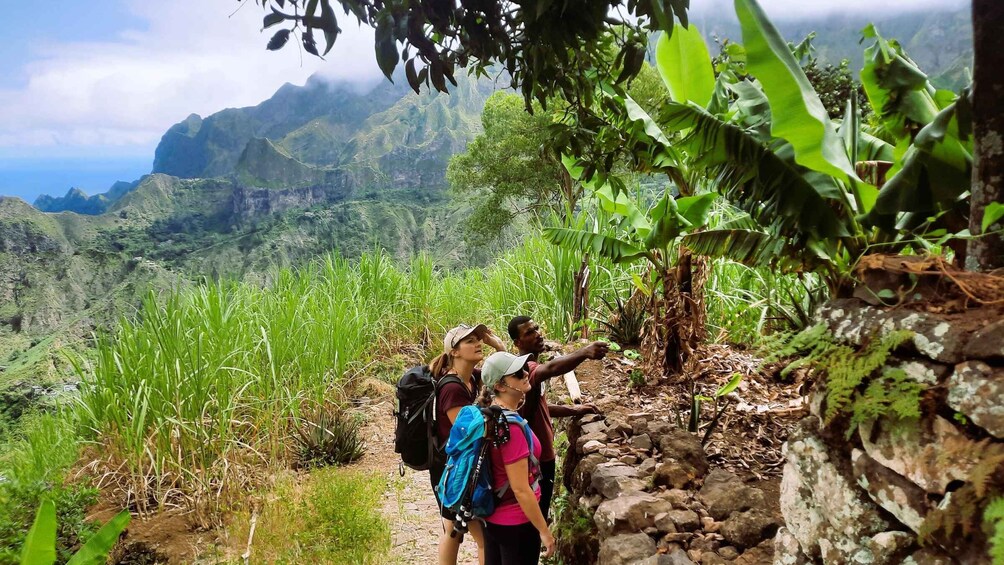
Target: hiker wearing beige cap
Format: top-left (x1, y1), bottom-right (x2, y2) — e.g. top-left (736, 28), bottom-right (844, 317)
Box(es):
top-left (429, 323), bottom-right (506, 565)
top-left (478, 351), bottom-right (553, 564)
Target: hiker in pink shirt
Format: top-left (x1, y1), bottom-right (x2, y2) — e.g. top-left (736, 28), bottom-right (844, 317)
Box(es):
top-left (479, 352), bottom-right (555, 565)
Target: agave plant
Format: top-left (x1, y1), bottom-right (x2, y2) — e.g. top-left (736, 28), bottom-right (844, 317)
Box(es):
top-left (293, 404), bottom-right (365, 469)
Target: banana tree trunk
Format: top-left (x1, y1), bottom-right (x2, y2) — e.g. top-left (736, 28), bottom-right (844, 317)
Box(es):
top-left (644, 248), bottom-right (707, 377)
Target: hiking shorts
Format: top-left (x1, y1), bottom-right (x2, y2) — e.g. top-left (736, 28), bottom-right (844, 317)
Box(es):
top-left (429, 462), bottom-right (459, 521)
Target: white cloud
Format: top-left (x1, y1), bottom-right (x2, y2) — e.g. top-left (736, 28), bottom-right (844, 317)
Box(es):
top-left (0, 0), bottom-right (381, 155)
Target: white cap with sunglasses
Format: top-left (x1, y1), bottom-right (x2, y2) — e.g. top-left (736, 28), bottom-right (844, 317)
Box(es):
top-left (481, 351), bottom-right (532, 389)
top-left (443, 323), bottom-right (489, 352)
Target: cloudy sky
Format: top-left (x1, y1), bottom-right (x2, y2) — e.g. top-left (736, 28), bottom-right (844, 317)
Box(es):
top-left (0, 0), bottom-right (968, 201)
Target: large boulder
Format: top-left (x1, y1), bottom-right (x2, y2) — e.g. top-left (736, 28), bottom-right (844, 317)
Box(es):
top-left (571, 453), bottom-right (608, 492)
top-left (816, 299), bottom-right (970, 364)
top-left (657, 429), bottom-right (710, 479)
top-left (597, 533), bottom-right (657, 565)
top-left (591, 462), bottom-right (646, 498)
top-left (859, 416), bottom-right (979, 494)
top-left (780, 418), bottom-right (895, 562)
top-left (719, 508), bottom-right (781, 550)
top-left (851, 449), bottom-right (929, 532)
top-left (963, 318), bottom-right (1004, 361)
top-left (594, 493), bottom-right (673, 539)
top-left (772, 527), bottom-right (811, 565)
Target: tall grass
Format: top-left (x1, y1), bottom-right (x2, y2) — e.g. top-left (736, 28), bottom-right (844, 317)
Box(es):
top-left (0, 411), bottom-right (97, 562)
top-left (704, 259), bottom-right (824, 345)
top-left (74, 241), bottom-right (637, 519)
top-left (71, 232), bottom-right (815, 522)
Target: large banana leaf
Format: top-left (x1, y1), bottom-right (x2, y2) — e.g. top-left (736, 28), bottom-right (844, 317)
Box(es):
top-left (860, 24), bottom-right (941, 140)
top-left (20, 500), bottom-right (57, 565)
top-left (594, 183), bottom-right (652, 235)
top-left (66, 510), bottom-right (130, 565)
top-left (656, 23), bottom-right (715, 108)
top-left (542, 227), bottom-right (647, 263)
top-left (645, 193), bottom-right (687, 249)
top-left (676, 193), bottom-right (718, 227)
top-left (734, 0), bottom-right (862, 190)
top-left (681, 228), bottom-right (776, 268)
top-left (661, 101), bottom-right (851, 242)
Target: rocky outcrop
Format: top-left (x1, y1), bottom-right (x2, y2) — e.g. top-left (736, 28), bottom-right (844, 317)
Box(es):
top-left (774, 298), bottom-right (1004, 563)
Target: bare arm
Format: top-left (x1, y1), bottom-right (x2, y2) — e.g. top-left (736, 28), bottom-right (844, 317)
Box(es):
top-left (446, 406), bottom-right (462, 424)
top-left (532, 341), bottom-right (609, 382)
top-left (503, 457), bottom-right (556, 557)
top-left (548, 403), bottom-right (599, 418)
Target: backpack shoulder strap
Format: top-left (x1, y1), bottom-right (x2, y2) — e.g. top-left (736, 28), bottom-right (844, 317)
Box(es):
top-left (494, 410), bottom-right (541, 500)
top-left (436, 374), bottom-right (464, 390)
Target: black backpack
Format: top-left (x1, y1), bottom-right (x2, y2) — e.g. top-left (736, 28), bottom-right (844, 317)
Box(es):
top-left (394, 365), bottom-right (462, 473)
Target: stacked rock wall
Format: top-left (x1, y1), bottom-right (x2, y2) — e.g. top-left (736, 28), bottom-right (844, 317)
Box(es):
top-left (774, 298), bottom-right (1003, 564)
top-left (557, 412), bottom-right (783, 564)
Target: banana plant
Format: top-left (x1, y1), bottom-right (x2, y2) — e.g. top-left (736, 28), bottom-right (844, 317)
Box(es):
top-left (567, 0), bottom-right (972, 295)
top-left (543, 156), bottom-right (718, 374)
top-left (20, 499), bottom-right (130, 565)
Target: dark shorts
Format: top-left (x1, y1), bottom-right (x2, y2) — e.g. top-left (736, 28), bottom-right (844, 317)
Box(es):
top-left (429, 462), bottom-right (458, 521)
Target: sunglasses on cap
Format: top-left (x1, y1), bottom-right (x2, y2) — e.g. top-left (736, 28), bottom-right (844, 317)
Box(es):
top-left (450, 323), bottom-right (477, 349)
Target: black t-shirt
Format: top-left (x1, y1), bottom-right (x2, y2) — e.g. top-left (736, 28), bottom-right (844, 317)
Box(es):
top-left (435, 369), bottom-right (482, 444)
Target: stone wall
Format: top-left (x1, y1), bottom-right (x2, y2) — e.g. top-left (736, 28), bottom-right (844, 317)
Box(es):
top-left (553, 296), bottom-right (1003, 564)
top-left (774, 298), bottom-right (1003, 564)
top-left (557, 410), bottom-right (783, 565)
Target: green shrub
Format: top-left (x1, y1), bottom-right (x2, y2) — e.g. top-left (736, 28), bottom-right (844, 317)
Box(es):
top-left (0, 412), bottom-right (95, 564)
top-left (234, 469), bottom-right (390, 564)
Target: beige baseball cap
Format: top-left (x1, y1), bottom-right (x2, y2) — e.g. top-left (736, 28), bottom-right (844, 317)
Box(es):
top-left (443, 323), bottom-right (489, 352)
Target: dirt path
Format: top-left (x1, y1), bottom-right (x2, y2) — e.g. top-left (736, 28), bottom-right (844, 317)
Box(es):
top-left (352, 392), bottom-right (479, 565)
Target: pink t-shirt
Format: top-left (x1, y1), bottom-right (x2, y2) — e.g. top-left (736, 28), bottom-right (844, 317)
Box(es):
top-left (486, 421), bottom-right (542, 525)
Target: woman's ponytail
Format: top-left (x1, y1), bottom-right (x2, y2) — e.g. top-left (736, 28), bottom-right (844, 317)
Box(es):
top-left (429, 352), bottom-right (452, 380)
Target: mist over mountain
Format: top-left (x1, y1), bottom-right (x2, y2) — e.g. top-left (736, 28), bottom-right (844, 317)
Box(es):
top-left (689, 4), bottom-right (972, 88)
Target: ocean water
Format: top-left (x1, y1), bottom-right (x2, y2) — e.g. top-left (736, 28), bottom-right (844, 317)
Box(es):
top-left (0, 156), bottom-right (151, 205)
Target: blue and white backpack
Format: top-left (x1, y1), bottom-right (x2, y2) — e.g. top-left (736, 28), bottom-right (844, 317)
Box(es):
top-left (436, 405), bottom-right (540, 536)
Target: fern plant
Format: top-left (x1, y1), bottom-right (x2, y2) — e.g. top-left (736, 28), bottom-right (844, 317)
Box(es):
top-left (985, 497), bottom-right (1004, 565)
top-left (759, 325), bottom-right (922, 437)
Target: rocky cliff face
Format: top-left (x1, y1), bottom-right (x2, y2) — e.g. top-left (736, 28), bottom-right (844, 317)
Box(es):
top-left (151, 76), bottom-right (413, 179)
top-left (772, 296), bottom-right (1004, 564)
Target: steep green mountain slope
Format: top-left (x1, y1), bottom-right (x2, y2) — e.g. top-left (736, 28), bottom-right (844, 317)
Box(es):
top-left (1, 74), bottom-right (492, 413)
top-left (152, 77), bottom-right (411, 179)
